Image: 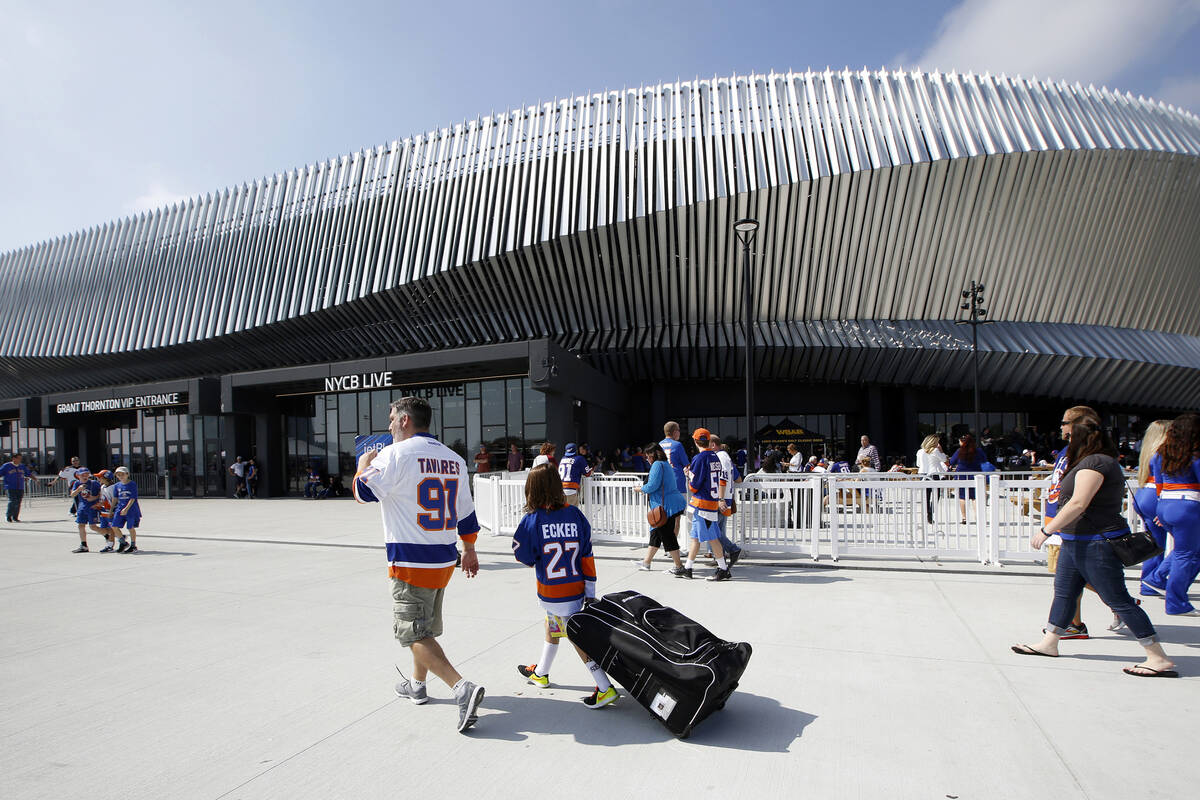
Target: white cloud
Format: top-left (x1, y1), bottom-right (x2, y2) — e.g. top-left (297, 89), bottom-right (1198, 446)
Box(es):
top-left (129, 184), bottom-right (191, 214)
top-left (1156, 74), bottom-right (1200, 113)
top-left (903, 0), bottom-right (1200, 88)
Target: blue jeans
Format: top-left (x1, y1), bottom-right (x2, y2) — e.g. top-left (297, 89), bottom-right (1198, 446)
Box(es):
top-left (1049, 538), bottom-right (1158, 645)
top-left (715, 514), bottom-right (741, 555)
top-left (6, 488), bottom-right (23, 521)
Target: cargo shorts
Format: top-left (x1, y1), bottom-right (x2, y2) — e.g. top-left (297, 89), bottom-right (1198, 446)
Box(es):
top-left (391, 578), bottom-right (445, 646)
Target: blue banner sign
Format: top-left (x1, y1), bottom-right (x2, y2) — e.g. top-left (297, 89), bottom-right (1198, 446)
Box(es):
top-left (355, 433), bottom-right (393, 458)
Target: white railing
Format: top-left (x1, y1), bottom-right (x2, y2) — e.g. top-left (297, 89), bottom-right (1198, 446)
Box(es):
top-left (472, 471), bottom-right (1144, 565)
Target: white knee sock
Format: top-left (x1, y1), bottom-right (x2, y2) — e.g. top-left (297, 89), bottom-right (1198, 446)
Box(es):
top-left (584, 660), bottom-right (611, 692)
top-left (536, 641), bottom-right (558, 676)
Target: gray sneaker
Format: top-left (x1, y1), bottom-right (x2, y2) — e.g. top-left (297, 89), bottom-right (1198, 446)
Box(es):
top-left (394, 667), bottom-right (428, 705)
top-left (455, 681), bottom-right (485, 733)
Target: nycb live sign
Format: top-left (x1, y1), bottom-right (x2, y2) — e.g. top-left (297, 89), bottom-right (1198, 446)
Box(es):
top-left (323, 372), bottom-right (394, 392)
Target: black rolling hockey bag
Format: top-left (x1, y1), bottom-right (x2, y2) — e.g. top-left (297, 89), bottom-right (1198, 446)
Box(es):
top-left (566, 590), bottom-right (752, 738)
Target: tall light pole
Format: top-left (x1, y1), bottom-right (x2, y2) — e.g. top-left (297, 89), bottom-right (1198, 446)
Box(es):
top-left (734, 217), bottom-right (759, 465)
top-left (955, 280), bottom-right (991, 437)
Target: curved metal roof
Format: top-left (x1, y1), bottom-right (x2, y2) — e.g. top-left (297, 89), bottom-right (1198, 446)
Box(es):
top-left (2, 70), bottom-right (1198, 404)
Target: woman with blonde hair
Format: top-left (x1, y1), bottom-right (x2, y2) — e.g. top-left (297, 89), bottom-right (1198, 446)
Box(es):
top-left (916, 435), bottom-right (948, 523)
top-left (1132, 421), bottom-right (1172, 604)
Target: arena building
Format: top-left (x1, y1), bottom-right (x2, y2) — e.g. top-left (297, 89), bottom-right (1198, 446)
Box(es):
top-left (2, 69), bottom-right (1198, 496)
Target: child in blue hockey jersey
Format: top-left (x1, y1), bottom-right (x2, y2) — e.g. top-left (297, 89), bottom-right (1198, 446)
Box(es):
top-left (512, 464), bottom-right (618, 708)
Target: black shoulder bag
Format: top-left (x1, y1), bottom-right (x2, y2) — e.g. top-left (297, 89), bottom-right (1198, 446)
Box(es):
top-left (1107, 486), bottom-right (1164, 567)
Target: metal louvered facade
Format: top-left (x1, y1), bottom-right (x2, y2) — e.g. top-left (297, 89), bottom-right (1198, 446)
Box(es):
top-left (1, 69), bottom-right (1199, 409)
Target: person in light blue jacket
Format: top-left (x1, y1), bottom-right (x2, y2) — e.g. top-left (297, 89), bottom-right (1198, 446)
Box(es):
top-left (636, 442), bottom-right (687, 574)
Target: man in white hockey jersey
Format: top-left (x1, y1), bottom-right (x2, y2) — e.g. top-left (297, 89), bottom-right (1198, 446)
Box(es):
top-left (355, 396), bottom-right (486, 733)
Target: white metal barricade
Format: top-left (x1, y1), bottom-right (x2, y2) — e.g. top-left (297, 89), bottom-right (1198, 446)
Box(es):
top-left (472, 470), bottom-right (1105, 564)
top-left (734, 475), bottom-right (820, 559)
top-left (583, 477), bottom-right (652, 542)
top-left (987, 474), bottom-right (1049, 563)
top-left (823, 474), bottom-right (988, 562)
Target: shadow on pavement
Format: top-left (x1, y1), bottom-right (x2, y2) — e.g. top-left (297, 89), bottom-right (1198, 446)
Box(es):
top-left (471, 690), bottom-right (814, 751)
top-left (1153, 624), bottom-right (1200, 647)
top-left (725, 568), bottom-right (851, 586)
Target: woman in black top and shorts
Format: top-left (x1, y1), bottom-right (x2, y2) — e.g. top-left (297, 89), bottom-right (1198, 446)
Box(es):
top-left (1012, 419), bottom-right (1177, 677)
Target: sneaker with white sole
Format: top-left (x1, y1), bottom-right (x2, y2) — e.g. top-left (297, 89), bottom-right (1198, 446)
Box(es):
top-left (1045, 622), bottom-right (1089, 640)
top-left (455, 681), bottom-right (485, 733)
top-left (393, 667), bottom-right (428, 705)
top-left (633, 561), bottom-right (653, 571)
top-left (517, 664), bottom-right (549, 688)
top-left (582, 686), bottom-right (618, 708)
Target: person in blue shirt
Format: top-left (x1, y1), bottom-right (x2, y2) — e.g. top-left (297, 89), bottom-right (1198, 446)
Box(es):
top-left (70, 468), bottom-right (104, 553)
top-left (1141, 413), bottom-right (1200, 616)
top-left (636, 442), bottom-right (687, 573)
top-left (512, 465), bottom-right (617, 708)
top-left (659, 422), bottom-right (690, 561)
top-left (111, 466), bottom-right (142, 553)
top-left (556, 443), bottom-right (593, 506)
top-left (304, 466), bottom-right (324, 498)
top-left (949, 434), bottom-right (986, 524)
top-left (1, 453), bottom-right (34, 523)
top-left (245, 459), bottom-right (258, 499)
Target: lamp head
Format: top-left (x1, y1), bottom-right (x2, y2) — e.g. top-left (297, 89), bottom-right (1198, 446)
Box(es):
top-left (733, 218), bottom-right (759, 233)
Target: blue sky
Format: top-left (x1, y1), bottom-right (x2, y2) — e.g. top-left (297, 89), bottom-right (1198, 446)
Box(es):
top-left (2, 0), bottom-right (1198, 252)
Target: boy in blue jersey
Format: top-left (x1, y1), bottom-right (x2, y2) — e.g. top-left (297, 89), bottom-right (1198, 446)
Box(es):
top-left (93, 470), bottom-right (122, 552)
top-left (512, 465), bottom-right (618, 708)
top-left (557, 443), bottom-right (593, 507)
top-left (70, 468), bottom-right (104, 553)
top-left (111, 466), bottom-right (142, 553)
top-left (679, 428), bottom-right (731, 581)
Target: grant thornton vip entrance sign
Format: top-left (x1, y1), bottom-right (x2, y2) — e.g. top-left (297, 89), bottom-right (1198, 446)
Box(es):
top-left (54, 391), bottom-right (188, 415)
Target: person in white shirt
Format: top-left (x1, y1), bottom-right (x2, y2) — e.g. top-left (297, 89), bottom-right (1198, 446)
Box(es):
top-left (354, 396), bottom-right (486, 733)
top-left (787, 444), bottom-right (805, 473)
top-left (531, 442), bottom-right (555, 469)
top-left (915, 434), bottom-right (949, 523)
top-left (709, 436), bottom-right (743, 566)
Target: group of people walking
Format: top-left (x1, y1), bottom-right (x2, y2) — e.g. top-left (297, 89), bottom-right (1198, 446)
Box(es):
top-left (1012, 407), bottom-right (1199, 678)
top-left (637, 422), bottom-right (743, 581)
top-left (67, 464), bottom-right (143, 554)
top-left (352, 396), bottom-right (622, 734)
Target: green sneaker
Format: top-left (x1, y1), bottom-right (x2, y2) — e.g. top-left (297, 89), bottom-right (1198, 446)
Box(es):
top-left (582, 686), bottom-right (618, 709)
top-left (517, 664), bottom-right (549, 688)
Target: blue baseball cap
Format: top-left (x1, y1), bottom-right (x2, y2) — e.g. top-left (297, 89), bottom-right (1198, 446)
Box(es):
top-left (564, 443), bottom-right (577, 456)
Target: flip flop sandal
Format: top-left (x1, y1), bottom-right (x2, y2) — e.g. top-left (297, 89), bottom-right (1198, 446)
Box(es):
top-left (1122, 665), bottom-right (1179, 678)
top-left (1011, 644), bottom-right (1058, 658)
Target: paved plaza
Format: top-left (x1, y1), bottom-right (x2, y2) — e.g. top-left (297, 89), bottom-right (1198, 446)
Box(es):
top-left (2, 496), bottom-right (1198, 800)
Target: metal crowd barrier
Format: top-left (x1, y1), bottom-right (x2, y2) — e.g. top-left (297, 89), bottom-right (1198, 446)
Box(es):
top-left (17, 476), bottom-right (72, 505)
top-left (474, 471), bottom-right (1147, 565)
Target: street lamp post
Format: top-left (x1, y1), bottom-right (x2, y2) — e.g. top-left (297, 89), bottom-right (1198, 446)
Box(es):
top-left (955, 280), bottom-right (991, 437)
top-left (734, 218), bottom-right (759, 466)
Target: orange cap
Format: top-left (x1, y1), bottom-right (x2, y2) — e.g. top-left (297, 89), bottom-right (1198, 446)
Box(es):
top-left (691, 428), bottom-right (711, 445)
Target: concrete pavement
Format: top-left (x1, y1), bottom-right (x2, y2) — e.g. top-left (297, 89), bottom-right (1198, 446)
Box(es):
top-left (2, 497), bottom-right (1198, 800)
